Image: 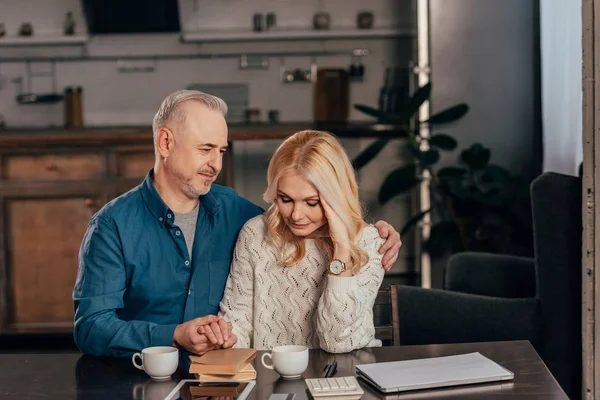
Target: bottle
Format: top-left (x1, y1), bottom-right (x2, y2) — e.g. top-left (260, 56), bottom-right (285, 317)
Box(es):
top-left (64, 87), bottom-right (73, 128)
top-left (64, 11), bottom-right (76, 36)
top-left (71, 87), bottom-right (83, 128)
top-left (378, 68), bottom-right (391, 114)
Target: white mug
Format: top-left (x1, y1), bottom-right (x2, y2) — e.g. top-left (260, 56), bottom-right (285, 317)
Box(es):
top-left (261, 345), bottom-right (309, 379)
top-left (132, 346), bottom-right (179, 380)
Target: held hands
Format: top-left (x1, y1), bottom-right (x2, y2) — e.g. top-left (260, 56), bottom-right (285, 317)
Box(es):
top-left (173, 315), bottom-right (237, 355)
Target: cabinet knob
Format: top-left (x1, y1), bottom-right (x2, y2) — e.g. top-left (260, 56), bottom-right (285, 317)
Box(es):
top-left (45, 163), bottom-right (58, 171)
top-left (84, 198), bottom-right (96, 208)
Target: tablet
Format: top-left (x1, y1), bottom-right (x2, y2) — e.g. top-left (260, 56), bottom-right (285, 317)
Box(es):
top-left (164, 379), bottom-right (256, 400)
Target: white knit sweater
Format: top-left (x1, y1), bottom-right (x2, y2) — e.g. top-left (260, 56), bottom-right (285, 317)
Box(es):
top-left (219, 214), bottom-right (385, 353)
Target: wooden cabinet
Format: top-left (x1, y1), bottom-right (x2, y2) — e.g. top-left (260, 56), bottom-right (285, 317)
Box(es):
top-left (7, 196), bottom-right (102, 330)
top-left (0, 132), bottom-right (151, 334)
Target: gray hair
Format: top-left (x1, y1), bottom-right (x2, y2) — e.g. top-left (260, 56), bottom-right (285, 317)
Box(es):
top-left (152, 90), bottom-right (228, 144)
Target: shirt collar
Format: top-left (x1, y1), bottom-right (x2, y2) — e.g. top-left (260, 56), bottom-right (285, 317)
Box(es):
top-left (141, 169), bottom-right (220, 224)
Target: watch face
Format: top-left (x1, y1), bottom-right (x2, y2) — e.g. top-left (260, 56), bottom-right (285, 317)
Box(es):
top-left (330, 260), bottom-right (345, 274)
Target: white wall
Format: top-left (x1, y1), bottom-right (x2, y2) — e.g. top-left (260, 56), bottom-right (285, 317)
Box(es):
top-left (0, 0), bottom-right (412, 127)
top-left (540, 0), bottom-right (583, 176)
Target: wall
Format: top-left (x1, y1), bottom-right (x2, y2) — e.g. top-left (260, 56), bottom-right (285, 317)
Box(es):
top-left (429, 0), bottom-right (539, 176)
top-left (0, 0), bottom-right (417, 274)
top-left (540, 0), bottom-right (582, 176)
top-left (0, 0), bottom-right (413, 127)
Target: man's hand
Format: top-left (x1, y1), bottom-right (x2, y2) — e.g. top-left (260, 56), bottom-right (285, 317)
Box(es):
top-left (173, 315), bottom-right (222, 355)
top-left (374, 220), bottom-right (402, 271)
top-left (199, 318), bottom-right (238, 349)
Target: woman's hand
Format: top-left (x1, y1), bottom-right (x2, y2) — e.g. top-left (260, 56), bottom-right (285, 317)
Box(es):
top-left (320, 196), bottom-right (352, 276)
top-left (320, 195), bottom-right (350, 249)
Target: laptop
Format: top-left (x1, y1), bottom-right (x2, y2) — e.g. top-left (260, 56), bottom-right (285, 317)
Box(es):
top-left (355, 352), bottom-right (514, 393)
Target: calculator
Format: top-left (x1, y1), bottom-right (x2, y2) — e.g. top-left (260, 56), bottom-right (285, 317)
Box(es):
top-left (305, 376), bottom-right (364, 399)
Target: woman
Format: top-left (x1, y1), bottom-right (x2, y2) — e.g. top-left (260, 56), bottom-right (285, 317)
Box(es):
top-left (219, 130), bottom-right (385, 353)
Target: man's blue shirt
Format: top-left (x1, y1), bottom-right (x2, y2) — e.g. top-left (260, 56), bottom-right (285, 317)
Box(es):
top-left (73, 170), bottom-right (263, 357)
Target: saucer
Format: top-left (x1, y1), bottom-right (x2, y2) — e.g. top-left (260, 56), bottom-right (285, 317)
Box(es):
top-left (281, 374), bottom-right (302, 380)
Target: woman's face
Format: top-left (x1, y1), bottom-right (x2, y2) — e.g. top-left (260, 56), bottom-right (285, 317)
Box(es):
top-left (275, 172), bottom-right (327, 237)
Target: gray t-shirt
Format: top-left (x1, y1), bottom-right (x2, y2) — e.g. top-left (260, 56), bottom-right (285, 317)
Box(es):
top-left (174, 203), bottom-right (199, 259)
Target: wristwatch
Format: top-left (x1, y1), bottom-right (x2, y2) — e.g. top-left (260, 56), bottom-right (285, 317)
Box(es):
top-left (329, 259), bottom-right (346, 275)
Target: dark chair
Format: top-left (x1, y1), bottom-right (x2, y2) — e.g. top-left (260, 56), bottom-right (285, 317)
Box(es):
top-left (395, 172), bottom-right (582, 399)
top-left (374, 285), bottom-right (400, 346)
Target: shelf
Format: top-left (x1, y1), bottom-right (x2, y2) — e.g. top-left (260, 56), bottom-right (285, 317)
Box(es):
top-left (181, 27), bottom-right (414, 43)
top-left (0, 35), bottom-right (88, 47)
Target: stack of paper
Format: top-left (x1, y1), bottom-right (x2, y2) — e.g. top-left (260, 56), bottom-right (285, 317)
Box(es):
top-left (355, 352), bottom-right (514, 393)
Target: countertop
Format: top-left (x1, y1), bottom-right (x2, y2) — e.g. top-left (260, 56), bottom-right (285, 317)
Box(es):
top-left (0, 122), bottom-right (404, 147)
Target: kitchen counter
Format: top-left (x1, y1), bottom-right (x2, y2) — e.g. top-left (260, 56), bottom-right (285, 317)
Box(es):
top-left (0, 122), bottom-right (403, 148)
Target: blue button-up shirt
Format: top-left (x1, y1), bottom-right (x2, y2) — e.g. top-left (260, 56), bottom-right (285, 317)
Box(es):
top-left (73, 170), bottom-right (263, 358)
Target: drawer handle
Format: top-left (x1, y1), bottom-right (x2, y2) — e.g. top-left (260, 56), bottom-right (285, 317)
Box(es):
top-left (84, 198), bottom-right (96, 208)
top-left (45, 163), bottom-right (59, 172)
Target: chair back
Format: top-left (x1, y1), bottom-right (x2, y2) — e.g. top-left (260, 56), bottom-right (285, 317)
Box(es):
top-left (374, 285), bottom-right (400, 346)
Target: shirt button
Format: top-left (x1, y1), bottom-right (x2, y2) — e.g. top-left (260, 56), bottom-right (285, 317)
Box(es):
top-left (167, 214), bottom-right (172, 219)
top-left (175, 231), bottom-right (181, 236)
top-left (184, 260), bottom-right (190, 266)
top-left (188, 289), bottom-right (192, 295)
top-left (159, 217), bottom-right (163, 222)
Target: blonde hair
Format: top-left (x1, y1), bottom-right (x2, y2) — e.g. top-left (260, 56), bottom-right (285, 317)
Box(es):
top-left (152, 90), bottom-right (228, 145)
top-left (263, 130), bottom-right (368, 273)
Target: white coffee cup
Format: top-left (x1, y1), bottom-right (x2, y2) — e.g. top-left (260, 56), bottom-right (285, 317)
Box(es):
top-left (261, 345), bottom-right (309, 379)
top-left (132, 346), bottom-right (179, 380)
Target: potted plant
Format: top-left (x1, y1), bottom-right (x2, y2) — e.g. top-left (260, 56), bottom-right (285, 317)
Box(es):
top-left (353, 82), bottom-right (529, 257)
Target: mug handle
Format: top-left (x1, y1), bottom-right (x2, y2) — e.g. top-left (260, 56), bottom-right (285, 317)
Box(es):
top-left (261, 353), bottom-right (274, 370)
top-left (132, 353), bottom-right (144, 371)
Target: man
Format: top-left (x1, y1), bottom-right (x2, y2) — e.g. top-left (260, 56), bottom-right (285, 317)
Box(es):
top-left (73, 90), bottom-right (402, 358)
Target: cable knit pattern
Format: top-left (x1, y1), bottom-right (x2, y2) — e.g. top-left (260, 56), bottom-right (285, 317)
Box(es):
top-left (219, 214), bottom-right (385, 353)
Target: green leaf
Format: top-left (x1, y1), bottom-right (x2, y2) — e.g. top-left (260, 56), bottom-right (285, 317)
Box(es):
top-left (400, 208), bottom-right (431, 236)
top-left (460, 144), bottom-right (491, 171)
top-left (425, 104), bottom-right (469, 125)
top-left (352, 139), bottom-right (389, 170)
top-left (437, 167), bottom-right (467, 179)
top-left (429, 134), bottom-right (457, 151)
top-left (378, 165), bottom-right (421, 204)
top-left (395, 82), bottom-right (431, 123)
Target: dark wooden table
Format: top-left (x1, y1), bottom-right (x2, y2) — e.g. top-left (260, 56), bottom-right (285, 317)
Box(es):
top-left (0, 340), bottom-right (566, 399)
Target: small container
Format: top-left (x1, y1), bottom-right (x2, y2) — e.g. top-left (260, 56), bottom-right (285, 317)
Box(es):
top-left (18, 22), bottom-right (33, 37)
top-left (65, 86), bottom-right (83, 128)
top-left (357, 11), bottom-right (374, 29)
top-left (253, 13), bottom-right (263, 32)
top-left (64, 11), bottom-right (76, 35)
top-left (268, 110), bottom-right (280, 123)
top-left (266, 13), bottom-right (276, 30)
top-left (313, 12), bottom-right (331, 30)
top-left (245, 107), bottom-right (261, 123)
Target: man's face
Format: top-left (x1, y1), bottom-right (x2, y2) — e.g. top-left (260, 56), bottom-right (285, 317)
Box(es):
top-left (167, 101), bottom-right (228, 198)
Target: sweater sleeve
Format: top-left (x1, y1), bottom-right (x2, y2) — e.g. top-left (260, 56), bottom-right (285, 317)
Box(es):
top-left (218, 220), bottom-right (259, 348)
top-left (316, 226), bottom-right (385, 353)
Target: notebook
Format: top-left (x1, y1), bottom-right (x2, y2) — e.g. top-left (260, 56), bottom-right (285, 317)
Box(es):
top-left (189, 348), bottom-right (256, 376)
top-left (355, 352), bottom-right (514, 393)
top-left (194, 362), bottom-right (256, 381)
